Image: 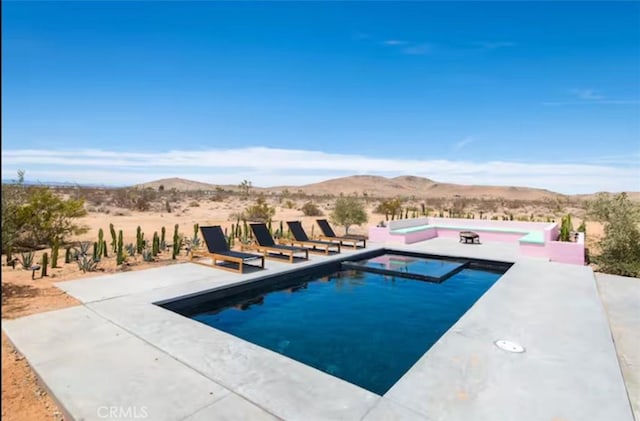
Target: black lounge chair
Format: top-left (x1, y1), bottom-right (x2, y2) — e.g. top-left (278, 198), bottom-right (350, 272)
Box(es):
top-left (250, 223), bottom-right (309, 263)
top-left (283, 221), bottom-right (341, 255)
top-left (191, 225), bottom-right (264, 273)
top-left (316, 219), bottom-right (367, 249)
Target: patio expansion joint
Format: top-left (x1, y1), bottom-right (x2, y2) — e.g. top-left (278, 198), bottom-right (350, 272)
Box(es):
top-left (593, 273), bottom-right (639, 421)
top-left (359, 395), bottom-right (430, 421)
top-left (82, 302), bottom-right (286, 421)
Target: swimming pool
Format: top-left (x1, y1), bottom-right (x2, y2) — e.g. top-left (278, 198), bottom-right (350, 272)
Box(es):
top-left (345, 252), bottom-right (466, 282)
top-left (162, 251), bottom-right (509, 395)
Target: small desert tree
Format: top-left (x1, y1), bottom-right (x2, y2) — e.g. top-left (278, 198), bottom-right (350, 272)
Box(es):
top-left (1, 170), bottom-right (27, 255)
top-left (588, 192), bottom-right (640, 277)
top-left (331, 197), bottom-right (368, 235)
top-left (17, 186), bottom-right (89, 248)
top-left (239, 179), bottom-right (252, 197)
top-left (3, 173), bottom-right (88, 252)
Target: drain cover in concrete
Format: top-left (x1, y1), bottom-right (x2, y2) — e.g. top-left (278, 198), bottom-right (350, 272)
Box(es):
top-left (494, 339), bottom-right (525, 353)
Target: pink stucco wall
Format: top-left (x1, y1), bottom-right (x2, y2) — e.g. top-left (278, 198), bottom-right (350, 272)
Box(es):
top-left (435, 228), bottom-right (525, 243)
top-left (519, 242), bottom-right (550, 259)
top-left (368, 227), bottom-right (393, 243)
top-left (426, 217), bottom-right (554, 232)
top-left (367, 217), bottom-right (586, 265)
top-left (546, 234), bottom-right (585, 265)
top-left (546, 224), bottom-right (560, 242)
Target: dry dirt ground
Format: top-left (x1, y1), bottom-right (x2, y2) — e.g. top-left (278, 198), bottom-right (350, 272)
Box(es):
top-left (1, 197), bottom-right (603, 420)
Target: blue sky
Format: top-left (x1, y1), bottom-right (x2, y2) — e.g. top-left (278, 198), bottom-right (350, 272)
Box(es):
top-left (2, 1), bottom-right (639, 194)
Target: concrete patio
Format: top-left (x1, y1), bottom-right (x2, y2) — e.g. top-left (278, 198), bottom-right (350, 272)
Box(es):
top-left (3, 238), bottom-right (637, 421)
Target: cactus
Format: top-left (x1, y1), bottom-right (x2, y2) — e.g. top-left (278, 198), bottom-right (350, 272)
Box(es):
top-left (242, 220), bottom-right (249, 243)
top-left (41, 253), bottom-right (49, 277)
top-left (93, 242), bottom-right (99, 261)
top-left (103, 240), bottom-right (108, 257)
top-left (110, 223), bottom-right (117, 253)
top-left (421, 203), bottom-right (426, 215)
top-left (577, 220), bottom-right (586, 235)
top-left (172, 224), bottom-right (179, 260)
top-left (279, 221), bottom-right (284, 237)
top-left (136, 226), bottom-right (143, 254)
top-left (117, 230), bottom-right (124, 265)
top-left (65, 247), bottom-right (71, 264)
top-left (267, 218), bottom-right (272, 235)
top-left (152, 232), bottom-right (159, 256)
top-left (97, 228), bottom-right (104, 258)
top-left (51, 239), bottom-right (60, 269)
top-left (193, 223), bottom-right (199, 240)
top-left (161, 226), bottom-right (166, 247)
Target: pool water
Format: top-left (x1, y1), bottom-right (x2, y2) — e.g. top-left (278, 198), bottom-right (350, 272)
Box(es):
top-left (187, 267), bottom-right (502, 395)
top-left (357, 253), bottom-right (464, 278)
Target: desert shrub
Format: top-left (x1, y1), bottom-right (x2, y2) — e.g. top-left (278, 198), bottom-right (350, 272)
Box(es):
top-left (189, 201), bottom-right (200, 207)
top-left (2, 175), bottom-right (88, 251)
top-left (301, 202), bottom-right (323, 217)
top-left (588, 193), bottom-right (640, 277)
top-left (331, 197), bottom-right (368, 235)
top-left (284, 200), bottom-right (295, 209)
top-left (245, 196), bottom-right (275, 223)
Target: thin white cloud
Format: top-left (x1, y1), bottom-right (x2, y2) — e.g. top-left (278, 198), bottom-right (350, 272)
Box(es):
top-left (543, 89), bottom-right (639, 106)
top-left (542, 100), bottom-right (640, 106)
top-left (382, 40), bottom-right (408, 46)
top-left (2, 147), bottom-right (639, 194)
top-left (473, 41), bottom-right (516, 50)
top-left (402, 44), bottom-right (432, 55)
top-left (453, 136), bottom-right (474, 152)
top-left (352, 32), bottom-right (371, 40)
top-left (570, 89), bottom-right (603, 100)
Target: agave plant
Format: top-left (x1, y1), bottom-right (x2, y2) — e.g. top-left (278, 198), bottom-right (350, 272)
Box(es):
top-left (142, 248), bottom-right (154, 262)
top-left (19, 251), bottom-right (35, 270)
top-left (77, 255), bottom-right (98, 273)
top-left (78, 241), bottom-right (91, 257)
top-left (125, 243), bottom-right (136, 257)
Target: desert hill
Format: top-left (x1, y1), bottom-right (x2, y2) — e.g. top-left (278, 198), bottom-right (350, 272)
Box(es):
top-left (281, 175), bottom-right (564, 200)
top-left (135, 175), bottom-right (570, 200)
top-left (135, 177), bottom-right (238, 192)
